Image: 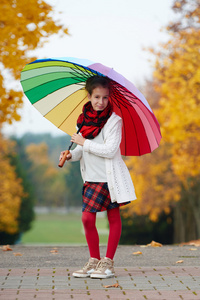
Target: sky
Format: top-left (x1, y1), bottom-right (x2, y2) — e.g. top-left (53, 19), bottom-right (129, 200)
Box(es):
top-left (3, 0), bottom-right (175, 137)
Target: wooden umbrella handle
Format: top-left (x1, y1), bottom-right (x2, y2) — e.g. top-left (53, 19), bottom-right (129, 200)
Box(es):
top-left (58, 120), bottom-right (85, 168)
top-left (58, 150), bottom-right (70, 168)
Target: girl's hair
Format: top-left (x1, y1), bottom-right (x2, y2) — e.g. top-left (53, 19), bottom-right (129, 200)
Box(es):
top-left (85, 76), bottom-right (110, 95)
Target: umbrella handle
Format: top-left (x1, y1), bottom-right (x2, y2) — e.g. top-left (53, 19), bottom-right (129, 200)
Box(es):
top-left (58, 120), bottom-right (85, 168)
top-left (58, 150), bottom-right (70, 168)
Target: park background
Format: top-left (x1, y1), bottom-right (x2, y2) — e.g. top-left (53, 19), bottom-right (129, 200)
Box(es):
top-left (0, 0), bottom-right (199, 246)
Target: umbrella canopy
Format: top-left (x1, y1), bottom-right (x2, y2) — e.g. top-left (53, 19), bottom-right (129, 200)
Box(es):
top-left (20, 57), bottom-right (161, 156)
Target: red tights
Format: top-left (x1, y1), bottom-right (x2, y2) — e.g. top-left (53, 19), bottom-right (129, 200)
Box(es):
top-left (81, 207), bottom-right (122, 260)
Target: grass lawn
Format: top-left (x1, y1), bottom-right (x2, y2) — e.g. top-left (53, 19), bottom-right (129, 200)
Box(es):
top-left (22, 213), bottom-right (109, 245)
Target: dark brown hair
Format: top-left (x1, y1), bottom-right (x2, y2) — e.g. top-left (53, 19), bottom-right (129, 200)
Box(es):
top-left (85, 76), bottom-right (110, 95)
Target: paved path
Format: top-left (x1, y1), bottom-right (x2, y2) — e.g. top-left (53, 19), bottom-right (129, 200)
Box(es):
top-left (0, 245), bottom-right (200, 299)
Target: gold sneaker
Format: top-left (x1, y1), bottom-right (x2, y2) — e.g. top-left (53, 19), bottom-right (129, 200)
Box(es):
top-left (90, 257), bottom-right (114, 279)
top-left (72, 258), bottom-right (99, 278)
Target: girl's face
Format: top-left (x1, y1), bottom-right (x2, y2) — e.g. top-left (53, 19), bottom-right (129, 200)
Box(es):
top-left (88, 86), bottom-right (109, 111)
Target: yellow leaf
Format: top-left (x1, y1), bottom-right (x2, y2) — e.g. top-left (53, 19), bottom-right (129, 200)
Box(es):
top-left (50, 250), bottom-right (58, 253)
top-left (103, 283), bottom-right (119, 288)
top-left (132, 251), bottom-right (142, 255)
top-left (2, 245), bottom-right (12, 251)
top-left (13, 253), bottom-right (23, 256)
top-left (147, 241), bottom-right (163, 247)
top-left (176, 260), bottom-right (184, 264)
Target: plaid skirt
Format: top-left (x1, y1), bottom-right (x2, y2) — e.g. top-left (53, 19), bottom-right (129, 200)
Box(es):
top-left (82, 182), bottom-right (130, 213)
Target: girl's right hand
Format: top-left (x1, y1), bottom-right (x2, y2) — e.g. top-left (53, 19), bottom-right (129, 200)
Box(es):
top-left (59, 151), bottom-right (65, 161)
top-left (66, 152), bottom-right (72, 160)
top-left (59, 151), bottom-right (72, 161)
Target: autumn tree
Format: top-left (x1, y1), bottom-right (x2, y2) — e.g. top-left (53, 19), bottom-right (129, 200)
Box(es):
top-left (10, 138), bottom-right (35, 233)
top-left (0, 0), bottom-right (68, 241)
top-left (0, 0), bottom-right (68, 125)
top-left (25, 142), bottom-right (68, 207)
top-left (154, 0), bottom-right (200, 181)
top-left (16, 133), bottom-right (83, 207)
top-left (153, 0), bottom-right (200, 241)
top-left (0, 134), bottom-right (24, 240)
top-left (64, 161), bottom-right (83, 207)
top-left (123, 0), bottom-right (200, 243)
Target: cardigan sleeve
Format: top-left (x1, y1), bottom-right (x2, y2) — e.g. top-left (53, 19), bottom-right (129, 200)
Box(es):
top-left (83, 119), bottom-right (122, 159)
top-left (70, 144), bottom-right (83, 162)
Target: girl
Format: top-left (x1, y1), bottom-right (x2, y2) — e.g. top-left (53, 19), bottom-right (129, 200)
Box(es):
top-left (59, 76), bottom-right (136, 279)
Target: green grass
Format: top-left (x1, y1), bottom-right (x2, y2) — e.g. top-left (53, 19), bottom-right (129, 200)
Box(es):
top-left (22, 213), bottom-right (109, 244)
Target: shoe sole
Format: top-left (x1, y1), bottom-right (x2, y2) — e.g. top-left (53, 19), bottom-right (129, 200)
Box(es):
top-left (72, 273), bottom-right (90, 278)
top-left (90, 273), bottom-right (114, 279)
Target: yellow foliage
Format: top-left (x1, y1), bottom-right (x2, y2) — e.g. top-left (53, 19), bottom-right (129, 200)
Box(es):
top-left (154, 28), bottom-right (200, 181)
top-left (25, 142), bottom-right (66, 207)
top-left (123, 1), bottom-right (200, 220)
top-left (0, 1), bottom-right (68, 234)
top-left (26, 143), bottom-right (49, 165)
top-left (26, 142), bottom-right (58, 177)
top-left (0, 134), bottom-right (24, 234)
top-left (0, 0), bottom-right (68, 125)
top-left (123, 144), bottom-right (181, 221)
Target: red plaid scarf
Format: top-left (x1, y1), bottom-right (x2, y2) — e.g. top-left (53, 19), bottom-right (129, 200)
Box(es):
top-left (77, 101), bottom-right (113, 139)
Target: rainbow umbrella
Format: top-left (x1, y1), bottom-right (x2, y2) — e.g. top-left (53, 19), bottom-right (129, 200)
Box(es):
top-left (20, 57), bottom-right (161, 156)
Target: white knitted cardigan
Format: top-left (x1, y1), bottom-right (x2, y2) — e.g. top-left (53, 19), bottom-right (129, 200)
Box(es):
top-left (70, 112), bottom-right (137, 204)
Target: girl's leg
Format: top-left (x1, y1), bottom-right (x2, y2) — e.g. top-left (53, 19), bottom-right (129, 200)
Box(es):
top-left (106, 207), bottom-right (122, 260)
top-left (82, 211), bottom-right (101, 260)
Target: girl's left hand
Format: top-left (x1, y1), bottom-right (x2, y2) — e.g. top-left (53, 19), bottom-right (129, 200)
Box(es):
top-left (71, 133), bottom-right (86, 146)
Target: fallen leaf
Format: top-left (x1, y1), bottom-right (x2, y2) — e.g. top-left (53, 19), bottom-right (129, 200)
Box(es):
top-left (13, 253), bottom-right (23, 256)
top-left (176, 260), bottom-right (184, 264)
top-left (103, 283), bottom-right (119, 288)
top-left (2, 245), bottom-right (12, 251)
top-left (168, 249), bottom-right (173, 251)
top-left (132, 251), bottom-right (142, 255)
top-left (140, 245), bottom-right (148, 248)
top-left (147, 241), bottom-right (163, 247)
top-left (189, 248), bottom-right (197, 251)
top-left (180, 239), bottom-right (200, 247)
top-left (50, 250), bottom-right (58, 253)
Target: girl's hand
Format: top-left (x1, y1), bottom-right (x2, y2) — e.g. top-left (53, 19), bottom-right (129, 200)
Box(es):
top-left (71, 133), bottom-right (86, 146)
top-left (59, 151), bottom-right (72, 161)
top-left (59, 151), bottom-right (65, 161)
top-left (66, 152), bottom-right (72, 160)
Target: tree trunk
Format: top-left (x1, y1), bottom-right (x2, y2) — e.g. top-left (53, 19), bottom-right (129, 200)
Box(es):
top-left (173, 201), bottom-right (185, 243)
top-left (173, 179), bottom-right (200, 243)
top-left (187, 189), bottom-right (200, 238)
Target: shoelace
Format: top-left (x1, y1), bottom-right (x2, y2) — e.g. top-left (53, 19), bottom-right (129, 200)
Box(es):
top-left (83, 260), bottom-right (96, 270)
top-left (96, 260), bottom-right (110, 271)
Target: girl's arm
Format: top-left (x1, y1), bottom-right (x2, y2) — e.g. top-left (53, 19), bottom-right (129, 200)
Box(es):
top-left (59, 144), bottom-right (82, 163)
top-left (70, 145), bottom-right (83, 162)
top-left (83, 119), bottom-right (122, 159)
